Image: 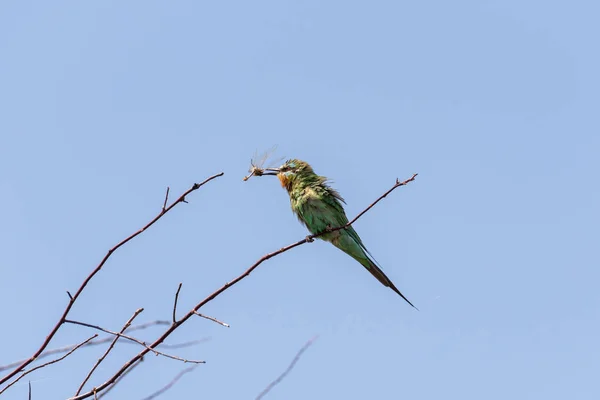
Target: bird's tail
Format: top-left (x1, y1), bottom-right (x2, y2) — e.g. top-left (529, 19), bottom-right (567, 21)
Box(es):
top-left (359, 257), bottom-right (418, 310)
top-left (330, 229), bottom-right (418, 309)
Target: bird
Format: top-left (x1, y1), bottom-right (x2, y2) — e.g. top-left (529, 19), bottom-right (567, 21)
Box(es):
top-left (261, 159), bottom-right (416, 309)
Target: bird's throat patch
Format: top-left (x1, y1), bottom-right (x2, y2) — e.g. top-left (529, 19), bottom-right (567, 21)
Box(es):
top-left (278, 173), bottom-right (292, 190)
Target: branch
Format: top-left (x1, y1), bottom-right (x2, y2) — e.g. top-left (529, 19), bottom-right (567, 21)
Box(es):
top-left (255, 336), bottom-right (318, 400)
top-left (193, 312), bottom-right (230, 328)
top-left (0, 320), bottom-right (206, 373)
top-left (69, 174), bottom-right (416, 400)
top-left (318, 173), bottom-right (418, 239)
top-left (75, 308), bottom-right (144, 396)
top-left (161, 187), bottom-right (170, 213)
top-left (64, 319), bottom-right (205, 364)
top-left (0, 335), bottom-right (97, 395)
top-left (172, 283), bottom-right (183, 324)
top-left (0, 173), bottom-right (223, 387)
top-left (140, 365), bottom-right (199, 400)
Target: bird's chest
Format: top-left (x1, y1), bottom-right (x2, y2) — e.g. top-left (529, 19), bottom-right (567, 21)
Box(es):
top-left (289, 188), bottom-right (319, 212)
top-left (290, 188), bottom-right (339, 237)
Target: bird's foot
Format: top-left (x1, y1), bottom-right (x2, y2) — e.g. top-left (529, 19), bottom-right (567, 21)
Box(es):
top-left (325, 224), bottom-right (333, 232)
top-left (306, 235), bottom-right (314, 243)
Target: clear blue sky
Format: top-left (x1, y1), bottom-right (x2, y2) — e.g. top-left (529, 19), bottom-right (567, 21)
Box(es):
top-left (1, 1), bottom-right (599, 399)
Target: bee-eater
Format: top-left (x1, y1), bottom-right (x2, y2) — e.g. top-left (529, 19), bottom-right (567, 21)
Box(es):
top-left (262, 159), bottom-right (416, 308)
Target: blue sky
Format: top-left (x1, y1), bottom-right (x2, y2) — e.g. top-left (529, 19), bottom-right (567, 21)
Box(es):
top-left (1, 0), bottom-right (599, 398)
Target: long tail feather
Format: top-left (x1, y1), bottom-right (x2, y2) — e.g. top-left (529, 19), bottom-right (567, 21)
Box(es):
top-left (330, 232), bottom-right (418, 309)
top-left (331, 233), bottom-right (418, 310)
top-left (363, 260), bottom-right (418, 310)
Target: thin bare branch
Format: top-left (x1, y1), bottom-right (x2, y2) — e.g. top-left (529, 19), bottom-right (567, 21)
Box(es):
top-left (140, 365), bottom-right (199, 400)
top-left (9, 336), bottom-right (204, 365)
top-left (0, 320), bottom-right (186, 372)
top-left (0, 335), bottom-right (97, 395)
top-left (97, 358), bottom-right (144, 399)
top-left (162, 187), bottom-right (170, 213)
top-left (69, 174), bottom-right (416, 400)
top-left (64, 320), bottom-right (204, 364)
top-left (343, 174), bottom-right (418, 231)
top-left (75, 309), bottom-right (144, 395)
top-left (0, 173), bottom-right (223, 388)
top-left (28, 381), bottom-right (31, 400)
top-left (193, 312), bottom-right (230, 328)
top-left (172, 283), bottom-right (183, 324)
top-left (256, 336), bottom-right (318, 400)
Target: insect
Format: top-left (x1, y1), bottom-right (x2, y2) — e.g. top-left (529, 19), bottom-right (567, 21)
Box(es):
top-left (243, 146), bottom-right (283, 181)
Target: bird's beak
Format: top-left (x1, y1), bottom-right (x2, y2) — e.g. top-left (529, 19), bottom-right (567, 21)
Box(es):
top-left (261, 167), bottom-right (279, 176)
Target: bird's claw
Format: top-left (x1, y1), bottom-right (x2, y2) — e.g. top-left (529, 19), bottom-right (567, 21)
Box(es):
top-left (306, 235), bottom-right (314, 243)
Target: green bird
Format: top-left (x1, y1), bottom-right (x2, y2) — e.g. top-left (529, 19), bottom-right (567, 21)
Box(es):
top-left (262, 159), bottom-right (416, 309)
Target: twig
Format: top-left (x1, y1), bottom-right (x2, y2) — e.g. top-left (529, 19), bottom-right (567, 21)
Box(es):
top-left (0, 320), bottom-right (189, 372)
top-left (75, 309), bottom-right (144, 395)
top-left (0, 173), bottom-right (223, 388)
top-left (162, 187), bottom-right (170, 213)
top-left (255, 336), bottom-right (318, 400)
top-left (28, 381), bottom-right (31, 400)
top-left (64, 320), bottom-right (205, 364)
top-left (0, 335), bottom-right (97, 395)
top-left (140, 365), bottom-right (199, 400)
top-left (341, 174), bottom-right (418, 233)
top-left (193, 312), bottom-right (230, 328)
top-left (68, 174), bottom-right (416, 400)
top-left (172, 283), bottom-right (183, 324)
top-left (0, 336), bottom-right (205, 377)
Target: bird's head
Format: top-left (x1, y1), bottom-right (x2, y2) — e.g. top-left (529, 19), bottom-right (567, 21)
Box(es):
top-left (262, 159), bottom-right (314, 190)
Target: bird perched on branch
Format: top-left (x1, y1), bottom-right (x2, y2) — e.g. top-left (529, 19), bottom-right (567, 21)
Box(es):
top-left (259, 159), bottom-right (416, 309)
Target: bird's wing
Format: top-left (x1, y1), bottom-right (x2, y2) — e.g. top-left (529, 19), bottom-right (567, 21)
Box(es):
top-left (296, 184), bottom-right (378, 263)
top-left (293, 185), bottom-right (343, 233)
top-left (319, 186), bottom-right (382, 263)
